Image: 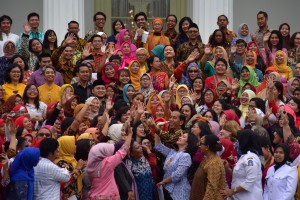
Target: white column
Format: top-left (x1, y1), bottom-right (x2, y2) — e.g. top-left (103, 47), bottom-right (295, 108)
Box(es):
top-left (43, 0), bottom-right (85, 44)
top-left (188, 0), bottom-right (233, 44)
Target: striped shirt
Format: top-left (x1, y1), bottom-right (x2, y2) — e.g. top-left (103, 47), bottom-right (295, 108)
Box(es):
top-left (34, 158), bottom-right (70, 200)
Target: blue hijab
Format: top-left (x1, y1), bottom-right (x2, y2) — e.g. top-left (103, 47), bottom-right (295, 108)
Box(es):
top-left (10, 147), bottom-right (40, 200)
top-left (179, 62), bottom-right (202, 89)
top-left (123, 84), bottom-right (135, 103)
top-left (151, 44), bottom-right (165, 61)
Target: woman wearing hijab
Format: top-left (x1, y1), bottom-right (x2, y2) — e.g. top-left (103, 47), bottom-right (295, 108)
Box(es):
top-left (221, 129), bottom-right (263, 199)
top-left (239, 89), bottom-right (256, 118)
top-left (86, 120), bottom-right (133, 199)
top-left (196, 89), bottom-right (217, 115)
top-left (139, 73), bottom-right (154, 101)
top-left (247, 41), bottom-right (266, 73)
top-left (144, 18), bottom-right (170, 56)
top-left (7, 147), bottom-right (40, 199)
top-left (257, 70), bottom-right (280, 100)
top-left (146, 93), bottom-right (164, 113)
top-left (175, 84), bottom-right (190, 108)
top-left (286, 77), bottom-right (300, 101)
top-left (256, 67), bottom-right (278, 93)
top-left (179, 62), bottom-right (202, 89)
top-left (123, 84), bottom-right (135, 104)
top-left (151, 44), bottom-right (165, 62)
top-left (238, 66), bottom-right (261, 97)
top-left (120, 42), bottom-right (137, 69)
top-left (274, 50), bottom-right (293, 86)
top-left (101, 62), bottom-right (119, 86)
top-left (55, 136), bottom-right (85, 199)
top-left (0, 41), bottom-right (16, 84)
top-left (128, 60), bottom-right (142, 91)
top-left (263, 144), bottom-right (297, 200)
top-left (236, 23), bottom-right (251, 44)
top-left (202, 46), bottom-right (231, 78)
top-left (116, 29), bottom-right (137, 56)
top-left (244, 50), bottom-right (264, 82)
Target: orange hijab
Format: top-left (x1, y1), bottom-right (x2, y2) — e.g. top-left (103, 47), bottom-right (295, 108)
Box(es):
top-left (244, 50), bottom-right (257, 69)
top-left (128, 60), bottom-right (142, 91)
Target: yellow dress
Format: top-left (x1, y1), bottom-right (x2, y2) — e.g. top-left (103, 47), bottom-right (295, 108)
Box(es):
top-left (2, 83), bottom-right (26, 101)
top-left (38, 83), bottom-right (61, 105)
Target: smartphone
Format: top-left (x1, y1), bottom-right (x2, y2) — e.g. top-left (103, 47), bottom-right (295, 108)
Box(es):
top-left (145, 113), bottom-right (153, 119)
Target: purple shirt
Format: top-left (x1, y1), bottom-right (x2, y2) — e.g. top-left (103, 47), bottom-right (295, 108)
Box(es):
top-left (29, 68), bottom-right (64, 87)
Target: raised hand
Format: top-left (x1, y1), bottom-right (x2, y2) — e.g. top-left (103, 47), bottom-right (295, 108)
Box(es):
top-left (231, 43), bottom-right (237, 54)
top-left (8, 120), bottom-right (17, 136)
top-left (190, 89), bottom-right (197, 102)
top-left (263, 32), bottom-right (271, 43)
top-left (23, 23), bottom-right (31, 34)
top-left (105, 97), bottom-right (114, 111)
top-left (231, 78), bottom-right (240, 91)
top-left (82, 44), bottom-right (91, 59)
top-left (204, 44), bottom-right (212, 55)
top-left (169, 75), bottom-right (176, 90)
top-left (136, 101), bottom-right (145, 115)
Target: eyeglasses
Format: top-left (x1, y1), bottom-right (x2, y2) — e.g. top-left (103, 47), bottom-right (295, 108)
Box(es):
top-left (38, 133), bottom-right (51, 138)
top-left (141, 78), bottom-right (150, 81)
top-left (96, 18), bottom-right (105, 21)
top-left (189, 70), bottom-right (198, 73)
top-left (205, 93), bottom-right (213, 96)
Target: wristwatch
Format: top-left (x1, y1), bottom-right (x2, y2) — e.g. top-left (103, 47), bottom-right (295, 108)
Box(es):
top-left (233, 187), bottom-right (237, 194)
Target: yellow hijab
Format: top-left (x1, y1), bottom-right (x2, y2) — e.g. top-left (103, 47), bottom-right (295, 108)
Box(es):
top-left (60, 84), bottom-right (74, 101)
top-left (128, 60), bottom-right (142, 91)
top-left (175, 84), bottom-right (190, 108)
top-left (146, 93), bottom-right (164, 113)
top-left (239, 89), bottom-right (256, 118)
top-left (274, 50), bottom-right (290, 73)
top-left (55, 136), bottom-right (82, 193)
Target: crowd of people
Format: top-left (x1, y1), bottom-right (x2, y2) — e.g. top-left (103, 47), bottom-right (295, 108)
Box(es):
top-left (0, 8), bottom-right (300, 200)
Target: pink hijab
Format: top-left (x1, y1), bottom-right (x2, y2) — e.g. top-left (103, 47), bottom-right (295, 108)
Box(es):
top-left (116, 29), bottom-right (137, 55)
top-left (120, 41), bottom-right (136, 69)
top-left (86, 143), bottom-right (115, 180)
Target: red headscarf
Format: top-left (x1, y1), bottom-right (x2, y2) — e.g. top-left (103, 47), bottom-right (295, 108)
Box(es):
top-left (222, 110), bottom-right (240, 125)
top-left (15, 116), bottom-right (30, 128)
top-left (203, 89), bottom-right (217, 108)
top-left (220, 138), bottom-right (238, 187)
top-left (151, 102), bottom-right (165, 119)
top-left (101, 62), bottom-right (119, 85)
top-left (120, 42), bottom-right (136, 69)
top-left (153, 117), bottom-right (168, 132)
top-left (247, 41), bottom-right (260, 56)
top-left (256, 66), bottom-right (278, 94)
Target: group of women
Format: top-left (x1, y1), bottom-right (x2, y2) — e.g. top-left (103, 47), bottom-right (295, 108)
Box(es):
top-left (1, 10), bottom-right (300, 200)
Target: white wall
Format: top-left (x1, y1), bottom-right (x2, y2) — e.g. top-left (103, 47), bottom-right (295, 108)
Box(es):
top-left (0, 0), bottom-right (43, 35)
top-left (232, 0), bottom-right (300, 36)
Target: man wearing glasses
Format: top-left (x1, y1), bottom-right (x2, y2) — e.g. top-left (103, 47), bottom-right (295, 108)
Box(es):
top-left (85, 12), bottom-right (107, 41)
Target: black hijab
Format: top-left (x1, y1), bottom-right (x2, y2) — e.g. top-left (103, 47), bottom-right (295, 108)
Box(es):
top-left (274, 143), bottom-right (290, 171)
top-left (237, 129), bottom-right (263, 155)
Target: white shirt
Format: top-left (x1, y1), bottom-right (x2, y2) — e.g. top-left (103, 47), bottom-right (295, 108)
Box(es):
top-left (34, 158), bottom-right (70, 200)
top-left (263, 164), bottom-right (297, 200)
top-left (0, 32), bottom-right (19, 56)
top-left (231, 151), bottom-right (263, 200)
